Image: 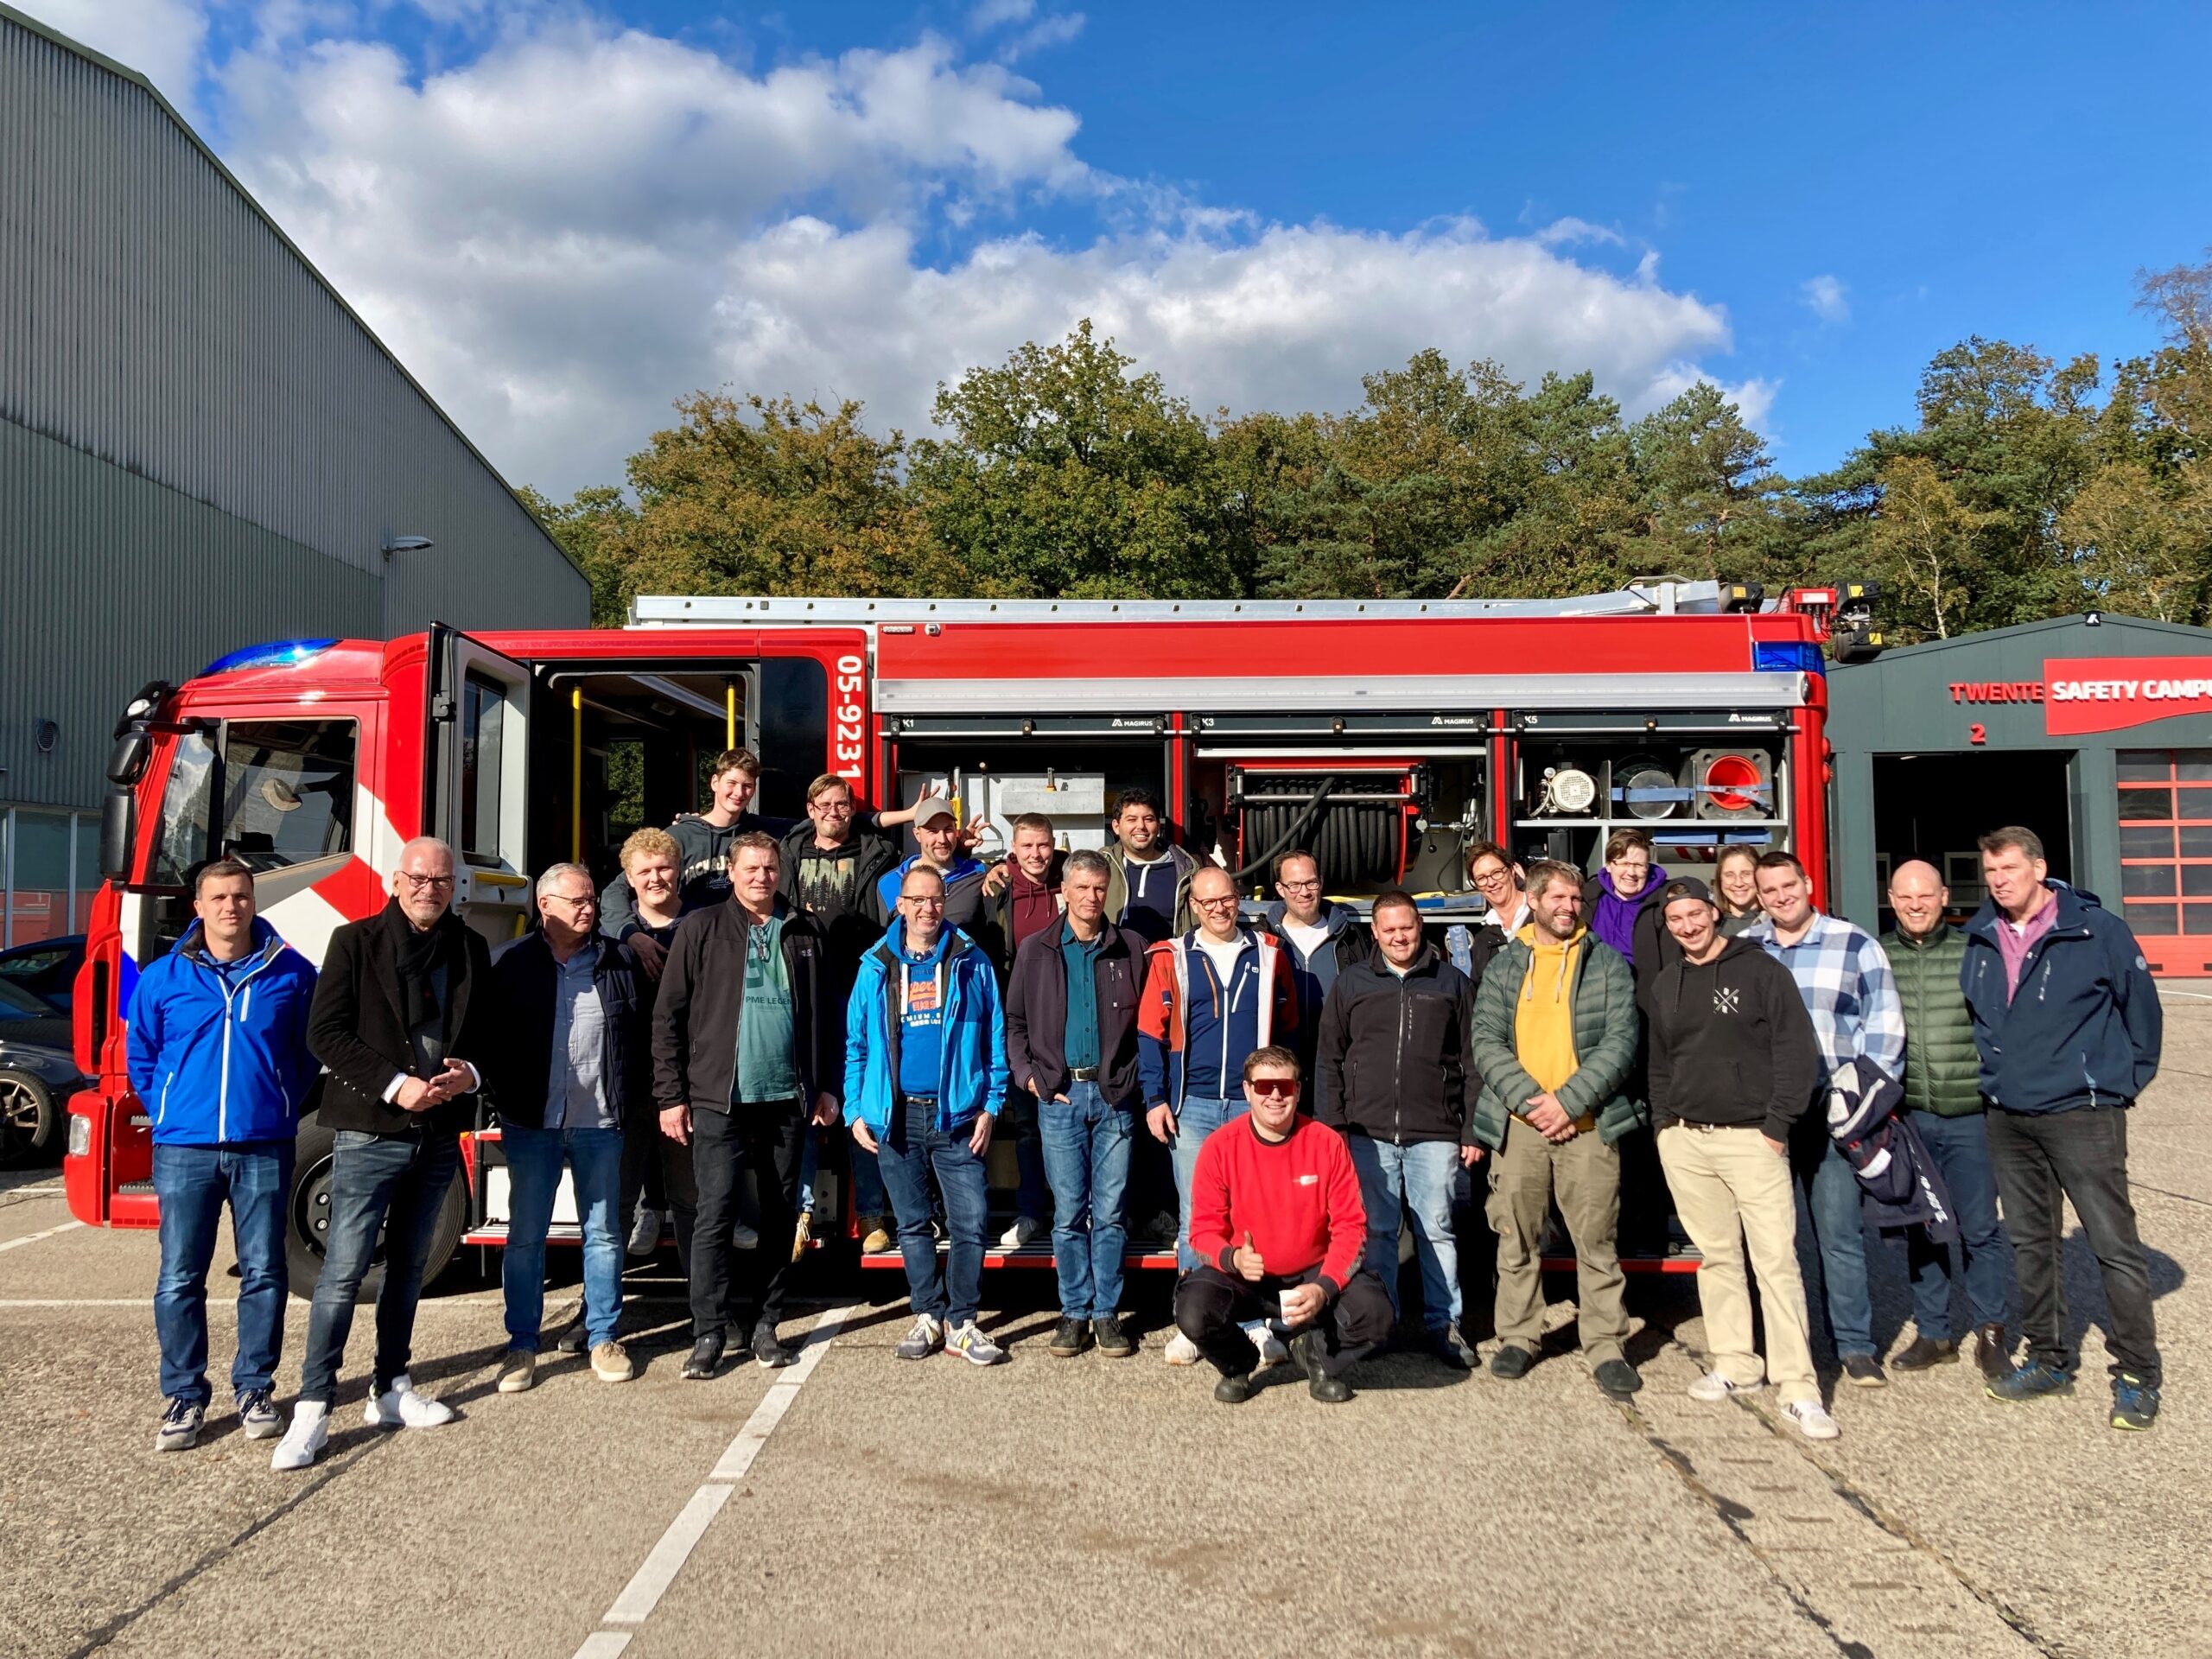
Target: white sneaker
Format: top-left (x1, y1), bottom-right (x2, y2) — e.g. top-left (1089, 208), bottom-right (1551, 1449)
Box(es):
top-left (998, 1215), bottom-right (1042, 1249)
top-left (729, 1220), bottom-right (760, 1250)
top-left (364, 1373), bottom-right (455, 1430)
top-left (1687, 1370), bottom-right (1765, 1402)
top-left (945, 1319), bottom-right (1008, 1366)
top-left (626, 1205), bottom-right (662, 1258)
top-left (270, 1402), bottom-right (329, 1471)
top-left (1246, 1320), bottom-right (1288, 1367)
top-left (1783, 1399), bottom-right (1840, 1440)
top-left (1164, 1330), bottom-right (1202, 1367)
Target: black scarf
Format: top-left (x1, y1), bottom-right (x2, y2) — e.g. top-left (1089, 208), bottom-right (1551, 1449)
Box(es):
top-left (381, 898), bottom-right (455, 1037)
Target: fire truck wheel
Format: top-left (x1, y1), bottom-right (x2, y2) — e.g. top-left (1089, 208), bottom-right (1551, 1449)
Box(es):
top-left (284, 1113), bottom-right (467, 1303)
top-left (0, 1069), bottom-right (60, 1167)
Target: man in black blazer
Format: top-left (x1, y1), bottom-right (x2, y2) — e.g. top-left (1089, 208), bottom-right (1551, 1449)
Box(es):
top-left (271, 836), bottom-right (493, 1471)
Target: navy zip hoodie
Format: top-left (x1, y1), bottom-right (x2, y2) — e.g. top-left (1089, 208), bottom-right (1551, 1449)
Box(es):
top-left (1961, 881), bottom-right (2160, 1115)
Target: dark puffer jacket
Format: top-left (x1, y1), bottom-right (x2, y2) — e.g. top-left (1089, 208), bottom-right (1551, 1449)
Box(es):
top-left (1467, 930), bottom-right (1644, 1149)
top-left (1881, 924), bottom-right (1981, 1117)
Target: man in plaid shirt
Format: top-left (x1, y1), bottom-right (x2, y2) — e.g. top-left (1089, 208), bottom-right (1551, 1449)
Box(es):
top-left (1743, 849), bottom-right (1905, 1389)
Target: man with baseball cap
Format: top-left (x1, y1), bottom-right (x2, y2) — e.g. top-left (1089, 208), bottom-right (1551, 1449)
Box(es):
top-left (875, 795), bottom-right (990, 934)
top-left (1645, 876), bottom-right (1839, 1441)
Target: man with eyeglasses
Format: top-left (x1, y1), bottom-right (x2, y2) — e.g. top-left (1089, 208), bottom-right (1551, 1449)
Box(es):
top-left (275, 837), bottom-right (492, 1470)
top-left (1262, 849), bottom-right (1371, 1105)
top-left (483, 864), bottom-right (652, 1393)
top-left (1139, 866), bottom-right (1299, 1366)
top-left (657, 833), bottom-right (839, 1377)
top-left (1173, 1047), bottom-right (1392, 1405)
top-left (846, 863), bottom-right (1011, 1366)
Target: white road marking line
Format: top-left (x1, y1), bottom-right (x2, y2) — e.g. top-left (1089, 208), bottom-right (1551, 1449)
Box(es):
top-left (587, 1302), bottom-right (856, 1643)
top-left (1, 1182), bottom-right (66, 1194)
top-left (601, 1485), bottom-right (734, 1626)
top-left (0, 1220), bottom-right (84, 1253)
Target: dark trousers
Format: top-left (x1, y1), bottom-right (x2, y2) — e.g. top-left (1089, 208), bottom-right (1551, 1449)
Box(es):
top-left (153, 1140), bottom-right (293, 1405)
top-left (690, 1100), bottom-right (806, 1344)
top-left (1173, 1263), bottom-right (1394, 1380)
top-left (298, 1128), bottom-right (460, 1405)
top-left (619, 1094), bottom-right (669, 1243)
top-left (1986, 1106), bottom-right (2159, 1385)
top-left (1898, 1109), bottom-right (2012, 1337)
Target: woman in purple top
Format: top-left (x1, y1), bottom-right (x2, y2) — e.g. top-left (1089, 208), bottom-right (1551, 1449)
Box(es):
top-left (1580, 829), bottom-right (1669, 981)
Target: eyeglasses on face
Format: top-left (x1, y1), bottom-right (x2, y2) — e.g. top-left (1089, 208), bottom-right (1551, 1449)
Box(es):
top-left (545, 892), bottom-right (597, 909)
top-left (811, 800), bottom-right (855, 815)
top-left (901, 894), bottom-right (946, 910)
top-left (1194, 894), bottom-right (1241, 912)
top-left (1608, 858), bottom-right (1650, 873)
top-left (397, 871), bottom-right (454, 891)
top-left (1247, 1077), bottom-right (1299, 1098)
top-left (1277, 879), bottom-right (1320, 893)
top-left (1471, 866), bottom-right (1513, 888)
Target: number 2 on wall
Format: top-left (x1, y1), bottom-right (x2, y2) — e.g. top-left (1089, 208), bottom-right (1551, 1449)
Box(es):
top-left (1969, 723), bottom-right (1986, 745)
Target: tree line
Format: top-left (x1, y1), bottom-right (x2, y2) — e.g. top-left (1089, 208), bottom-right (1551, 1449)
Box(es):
top-left (523, 257), bottom-right (2212, 645)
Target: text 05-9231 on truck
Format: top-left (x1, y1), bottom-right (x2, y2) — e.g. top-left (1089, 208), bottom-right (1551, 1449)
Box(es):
top-left (66, 582), bottom-right (1855, 1294)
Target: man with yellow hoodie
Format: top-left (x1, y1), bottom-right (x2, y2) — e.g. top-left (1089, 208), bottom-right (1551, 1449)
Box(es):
top-left (1468, 859), bottom-right (1646, 1397)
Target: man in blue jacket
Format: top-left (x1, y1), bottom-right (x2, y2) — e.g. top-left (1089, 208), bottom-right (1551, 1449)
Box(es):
top-left (126, 858), bottom-right (318, 1452)
top-left (1962, 826), bottom-right (2164, 1430)
top-left (846, 864), bottom-right (1009, 1367)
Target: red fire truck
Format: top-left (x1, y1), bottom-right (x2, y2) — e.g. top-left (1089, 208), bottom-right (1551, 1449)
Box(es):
top-left (66, 583), bottom-right (1840, 1294)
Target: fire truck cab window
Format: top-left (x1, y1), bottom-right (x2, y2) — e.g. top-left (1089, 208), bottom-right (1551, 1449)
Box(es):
top-left (217, 721), bottom-right (357, 871)
top-left (149, 730), bottom-right (218, 887)
top-left (461, 674), bottom-right (507, 864)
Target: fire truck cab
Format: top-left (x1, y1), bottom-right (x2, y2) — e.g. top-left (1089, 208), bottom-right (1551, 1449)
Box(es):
top-left (69, 582), bottom-right (1833, 1292)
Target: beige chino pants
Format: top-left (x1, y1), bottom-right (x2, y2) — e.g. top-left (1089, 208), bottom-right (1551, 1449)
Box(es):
top-left (1654, 1122), bottom-right (1819, 1407)
top-left (1487, 1117), bottom-right (1629, 1364)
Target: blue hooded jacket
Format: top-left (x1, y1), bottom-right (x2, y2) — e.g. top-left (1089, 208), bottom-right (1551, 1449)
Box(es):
top-left (126, 918), bottom-right (319, 1145)
top-left (1960, 881), bottom-right (2160, 1115)
top-left (844, 919), bottom-right (1007, 1137)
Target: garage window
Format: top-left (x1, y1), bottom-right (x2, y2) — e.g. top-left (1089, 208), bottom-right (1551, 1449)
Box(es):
top-left (2116, 749), bottom-right (2212, 942)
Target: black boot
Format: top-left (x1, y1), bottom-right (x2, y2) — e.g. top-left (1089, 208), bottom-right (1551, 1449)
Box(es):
top-left (1290, 1329), bottom-right (1351, 1403)
top-left (1892, 1335), bottom-right (1959, 1371)
top-left (1976, 1322), bottom-right (2014, 1382)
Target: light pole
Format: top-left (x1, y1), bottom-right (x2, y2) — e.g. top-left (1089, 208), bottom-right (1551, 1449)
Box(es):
top-left (378, 534), bottom-right (435, 638)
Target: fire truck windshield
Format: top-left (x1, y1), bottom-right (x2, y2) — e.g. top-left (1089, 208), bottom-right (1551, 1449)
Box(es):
top-left (146, 720), bottom-right (358, 887)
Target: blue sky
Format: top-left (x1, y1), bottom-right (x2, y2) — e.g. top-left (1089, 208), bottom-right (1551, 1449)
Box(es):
top-left (37, 0), bottom-right (2212, 493)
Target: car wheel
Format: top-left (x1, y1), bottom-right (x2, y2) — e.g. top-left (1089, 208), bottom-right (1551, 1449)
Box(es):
top-left (284, 1113), bottom-right (467, 1302)
top-left (0, 1069), bottom-right (60, 1167)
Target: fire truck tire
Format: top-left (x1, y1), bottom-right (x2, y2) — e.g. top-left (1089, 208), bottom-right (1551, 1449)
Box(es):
top-left (284, 1113), bottom-right (467, 1303)
top-left (0, 1069), bottom-right (60, 1167)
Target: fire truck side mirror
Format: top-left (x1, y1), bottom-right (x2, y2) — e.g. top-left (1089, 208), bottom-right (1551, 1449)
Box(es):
top-left (100, 789), bottom-right (136, 884)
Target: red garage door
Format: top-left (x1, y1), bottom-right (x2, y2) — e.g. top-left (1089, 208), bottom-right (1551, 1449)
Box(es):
top-left (2117, 748), bottom-right (2212, 976)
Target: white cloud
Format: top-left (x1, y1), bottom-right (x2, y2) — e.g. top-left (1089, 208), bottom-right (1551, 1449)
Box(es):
top-left (26, 0), bottom-right (207, 118)
top-left (1801, 273), bottom-right (1850, 324)
top-left (968, 0), bottom-right (1034, 28)
top-left (204, 9), bottom-right (1757, 495)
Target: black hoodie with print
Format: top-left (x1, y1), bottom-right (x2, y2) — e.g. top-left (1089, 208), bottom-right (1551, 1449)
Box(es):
top-left (1644, 935), bottom-right (1822, 1142)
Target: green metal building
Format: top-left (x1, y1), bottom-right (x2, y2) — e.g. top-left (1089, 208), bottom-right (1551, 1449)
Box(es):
top-left (1827, 611), bottom-right (2212, 976)
top-left (0, 4), bottom-right (588, 948)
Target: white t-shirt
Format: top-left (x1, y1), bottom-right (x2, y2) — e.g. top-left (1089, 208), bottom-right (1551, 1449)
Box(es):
top-left (1195, 930), bottom-right (1248, 984)
top-left (1281, 918), bottom-right (1330, 958)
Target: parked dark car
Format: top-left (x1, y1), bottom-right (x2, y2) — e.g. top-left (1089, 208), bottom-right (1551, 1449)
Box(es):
top-left (0, 979), bottom-right (80, 1165)
top-left (0, 935), bottom-right (86, 1013)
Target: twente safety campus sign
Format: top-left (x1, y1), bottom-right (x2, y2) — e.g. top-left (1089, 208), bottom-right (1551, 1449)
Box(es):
top-left (1947, 658), bottom-right (2212, 736)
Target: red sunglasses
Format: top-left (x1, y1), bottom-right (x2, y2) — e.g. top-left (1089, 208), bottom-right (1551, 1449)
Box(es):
top-left (1247, 1078), bottom-right (1300, 1098)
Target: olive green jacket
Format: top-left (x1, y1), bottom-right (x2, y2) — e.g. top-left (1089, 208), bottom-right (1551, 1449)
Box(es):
top-left (1468, 931), bottom-right (1645, 1149)
top-left (1882, 924), bottom-right (1982, 1116)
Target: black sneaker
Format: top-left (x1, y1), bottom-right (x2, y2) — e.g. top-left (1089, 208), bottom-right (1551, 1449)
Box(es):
top-left (1048, 1317), bottom-right (1090, 1358)
top-left (1213, 1372), bottom-right (1254, 1405)
top-left (156, 1397), bottom-right (204, 1452)
top-left (1841, 1353), bottom-right (1888, 1388)
top-left (1426, 1325), bottom-right (1475, 1371)
top-left (1489, 1344), bottom-right (1536, 1381)
top-left (681, 1334), bottom-right (724, 1380)
top-left (555, 1318), bottom-right (590, 1357)
top-left (1290, 1329), bottom-right (1352, 1403)
top-left (1891, 1336), bottom-right (1959, 1372)
top-left (1988, 1359), bottom-right (2075, 1402)
top-left (2111, 1373), bottom-right (2161, 1432)
top-left (1593, 1358), bottom-right (1643, 1397)
top-left (1093, 1315), bottom-right (1136, 1358)
top-left (751, 1329), bottom-right (798, 1370)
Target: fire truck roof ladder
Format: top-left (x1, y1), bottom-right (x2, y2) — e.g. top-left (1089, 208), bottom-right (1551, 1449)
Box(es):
top-left (627, 581), bottom-right (1745, 628)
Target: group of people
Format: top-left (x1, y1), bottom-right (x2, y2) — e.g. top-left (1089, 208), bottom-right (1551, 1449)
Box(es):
top-left (130, 741), bottom-right (2169, 1463)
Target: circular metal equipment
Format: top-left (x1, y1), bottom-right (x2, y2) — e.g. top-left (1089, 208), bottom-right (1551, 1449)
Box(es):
top-left (1541, 766), bottom-right (1598, 815)
top-left (1616, 754), bottom-right (1681, 821)
top-left (1685, 748), bottom-right (1774, 820)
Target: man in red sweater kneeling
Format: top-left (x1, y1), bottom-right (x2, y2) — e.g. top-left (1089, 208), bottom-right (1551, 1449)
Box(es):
top-left (1173, 1046), bottom-right (1392, 1404)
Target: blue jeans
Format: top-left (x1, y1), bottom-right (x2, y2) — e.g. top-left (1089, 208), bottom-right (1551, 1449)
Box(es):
top-left (1796, 1132), bottom-right (1874, 1358)
top-left (875, 1095), bottom-right (989, 1326)
top-left (153, 1140), bottom-right (293, 1405)
top-left (1039, 1083), bottom-right (1134, 1319)
top-left (1171, 1095), bottom-right (1248, 1271)
top-left (850, 1142), bottom-right (888, 1222)
top-left (501, 1123), bottom-right (626, 1351)
top-left (1347, 1136), bottom-right (1463, 1332)
top-left (1899, 1110), bottom-right (2012, 1337)
top-left (298, 1129), bottom-right (460, 1406)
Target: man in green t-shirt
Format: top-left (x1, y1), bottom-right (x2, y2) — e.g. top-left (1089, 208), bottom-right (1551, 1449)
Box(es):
top-left (653, 834), bottom-right (838, 1377)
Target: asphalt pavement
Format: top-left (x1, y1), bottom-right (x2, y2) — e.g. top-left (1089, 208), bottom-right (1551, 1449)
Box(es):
top-left (3, 999), bottom-right (2208, 1659)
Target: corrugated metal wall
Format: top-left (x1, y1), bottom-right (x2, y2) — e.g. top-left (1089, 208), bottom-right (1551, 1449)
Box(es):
top-left (0, 8), bottom-right (590, 808)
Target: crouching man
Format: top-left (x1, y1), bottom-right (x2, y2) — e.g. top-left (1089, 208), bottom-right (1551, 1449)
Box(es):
top-left (1172, 1047), bottom-right (1392, 1405)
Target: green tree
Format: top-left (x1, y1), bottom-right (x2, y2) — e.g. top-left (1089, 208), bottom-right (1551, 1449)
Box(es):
top-left (1626, 383), bottom-right (1783, 582)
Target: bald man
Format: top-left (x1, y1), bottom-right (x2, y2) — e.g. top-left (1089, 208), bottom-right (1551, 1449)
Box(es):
top-left (1882, 861), bottom-right (2013, 1378)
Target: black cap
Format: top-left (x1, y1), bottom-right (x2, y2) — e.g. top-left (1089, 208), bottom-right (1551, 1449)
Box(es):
top-left (1659, 876), bottom-right (1714, 909)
